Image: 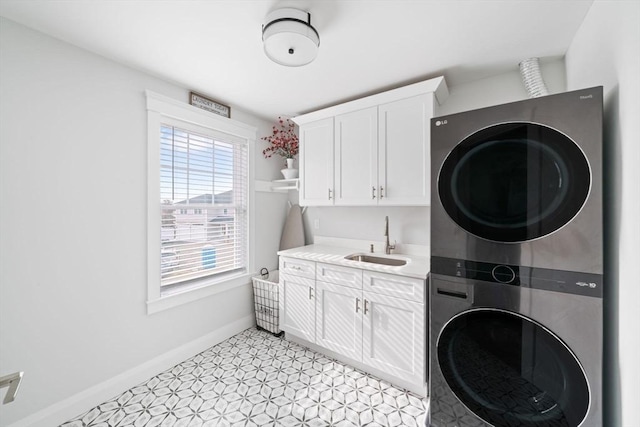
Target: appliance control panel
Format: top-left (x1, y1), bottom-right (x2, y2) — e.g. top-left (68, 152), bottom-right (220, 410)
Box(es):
top-left (431, 256), bottom-right (603, 298)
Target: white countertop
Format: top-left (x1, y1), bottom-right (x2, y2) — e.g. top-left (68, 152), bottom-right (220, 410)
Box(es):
top-left (277, 244), bottom-right (430, 279)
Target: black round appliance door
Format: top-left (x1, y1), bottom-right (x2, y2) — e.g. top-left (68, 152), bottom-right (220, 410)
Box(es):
top-left (438, 123), bottom-right (591, 242)
top-left (437, 309), bottom-right (590, 427)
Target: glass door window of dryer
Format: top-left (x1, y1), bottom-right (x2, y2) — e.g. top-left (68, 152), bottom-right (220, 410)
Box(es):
top-left (437, 309), bottom-right (590, 427)
top-left (438, 123), bottom-right (591, 242)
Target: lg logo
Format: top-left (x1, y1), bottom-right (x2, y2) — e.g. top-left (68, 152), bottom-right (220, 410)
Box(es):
top-left (435, 119), bottom-right (448, 126)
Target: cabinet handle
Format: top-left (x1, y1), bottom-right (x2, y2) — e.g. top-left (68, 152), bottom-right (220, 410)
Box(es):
top-left (372, 186), bottom-right (376, 199)
top-left (380, 187), bottom-right (384, 198)
top-left (328, 188), bottom-right (332, 200)
top-left (355, 298), bottom-right (360, 313)
top-left (364, 299), bottom-right (369, 315)
top-left (308, 286), bottom-right (313, 300)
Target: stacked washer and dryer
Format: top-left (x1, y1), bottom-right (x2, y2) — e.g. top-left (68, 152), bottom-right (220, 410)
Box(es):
top-left (428, 87), bottom-right (603, 427)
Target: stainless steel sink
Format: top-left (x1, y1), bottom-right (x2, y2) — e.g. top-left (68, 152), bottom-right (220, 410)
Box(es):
top-left (344, 253), bottom-right (407, 266)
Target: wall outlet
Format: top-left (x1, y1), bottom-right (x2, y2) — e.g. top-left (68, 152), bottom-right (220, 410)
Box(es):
top-left (314, 219), bottom-right (320, 230)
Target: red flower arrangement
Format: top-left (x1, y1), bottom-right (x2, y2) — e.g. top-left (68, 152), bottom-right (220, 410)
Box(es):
top-left (262, 117), bottom-right (299, 160)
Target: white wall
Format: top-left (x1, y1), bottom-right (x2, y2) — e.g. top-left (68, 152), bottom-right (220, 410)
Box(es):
top-left (296, 203), bottom-right (431, 248)
top-left (297, 60), bottom-right (566, 249)
top-left (0, 18), bottom-right (288, 426)
top-left (438, 60), bottom-right (566, 116)
top-left (564, 2), bottom-right (640, 426)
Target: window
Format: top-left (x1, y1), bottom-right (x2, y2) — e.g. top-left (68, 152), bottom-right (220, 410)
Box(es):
top-left (147, 91), bottom-right (256, 313)
top-left (160, 123), bottom-right (248, 289)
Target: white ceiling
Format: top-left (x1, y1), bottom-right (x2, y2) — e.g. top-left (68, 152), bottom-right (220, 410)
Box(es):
top-left (0, 0), bottom-right (593, 120)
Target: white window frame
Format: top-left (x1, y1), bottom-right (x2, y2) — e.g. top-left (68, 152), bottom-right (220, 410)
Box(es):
top-left (146, 90), bottom-right (256, 314)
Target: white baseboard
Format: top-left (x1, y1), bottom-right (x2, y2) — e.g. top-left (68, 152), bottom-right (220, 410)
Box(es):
top-left (10, 315), bottom-right (255, 427)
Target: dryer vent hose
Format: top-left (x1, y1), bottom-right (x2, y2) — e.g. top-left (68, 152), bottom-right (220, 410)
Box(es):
top-left (519, 57), bottom-right (549, 98)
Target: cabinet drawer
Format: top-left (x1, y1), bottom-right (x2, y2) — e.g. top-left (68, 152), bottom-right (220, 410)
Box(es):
top-left (363, 271), bottom-right (425, 303)
top-left (316, 263), bottom-right (363, 289)
top-left (279, 257), bottom-right (315, 278)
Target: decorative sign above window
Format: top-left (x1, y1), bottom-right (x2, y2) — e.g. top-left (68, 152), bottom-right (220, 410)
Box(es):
top-left (189, 92), bottom-right (231, 118)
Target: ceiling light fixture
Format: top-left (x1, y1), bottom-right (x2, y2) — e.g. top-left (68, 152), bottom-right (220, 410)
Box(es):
top-left (262, 8), bottom-right (320, 67)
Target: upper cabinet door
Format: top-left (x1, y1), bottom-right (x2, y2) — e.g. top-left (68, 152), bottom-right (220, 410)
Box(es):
top-left (334, 107), bottom-right (378, 206)
top-left (299, 118), bottom-right (334, 206)
top-left (378, 94), bottom-right (434, 206)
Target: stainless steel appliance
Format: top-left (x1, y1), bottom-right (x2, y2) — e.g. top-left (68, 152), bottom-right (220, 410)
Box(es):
top-left (428, 89), bottom-right (603, 426)
top-left (431, 87), bottom-right (603, 273)
top-left (428, 261), bottom-right (602, 427)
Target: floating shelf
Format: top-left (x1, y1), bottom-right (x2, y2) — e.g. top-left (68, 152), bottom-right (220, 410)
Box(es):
top-left (272, 178), bottom-right (299, 191)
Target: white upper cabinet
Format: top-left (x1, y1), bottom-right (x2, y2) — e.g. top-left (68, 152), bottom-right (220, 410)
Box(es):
top-left (378, 94), bottom-right (433, 205)
top-left (299, 117), bottom-right (334, 206)
top-left (334, 107), bottom-right (378, 205)
top-left (294, 76), bottom-right (447, 207)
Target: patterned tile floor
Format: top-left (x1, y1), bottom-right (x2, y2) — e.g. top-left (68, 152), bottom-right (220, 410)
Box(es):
top-left (61, 328), bottom-right (427, 427)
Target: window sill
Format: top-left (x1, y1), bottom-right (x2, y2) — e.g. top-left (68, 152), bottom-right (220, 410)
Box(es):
top-left (146, 272), bottom-right (253, 315)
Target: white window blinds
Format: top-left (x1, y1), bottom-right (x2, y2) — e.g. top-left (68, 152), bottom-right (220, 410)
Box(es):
top-left (159, 123), bottom-right (248, 290)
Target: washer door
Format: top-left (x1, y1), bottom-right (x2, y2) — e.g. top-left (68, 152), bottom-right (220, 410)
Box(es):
top-left (437, 309), bottom-right (589, 427)
top-left (438, 123), bottom-right (590, 242)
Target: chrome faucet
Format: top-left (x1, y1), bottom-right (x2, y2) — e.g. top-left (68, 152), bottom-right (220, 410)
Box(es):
top-left (384, 216), bottom-right (396, 254)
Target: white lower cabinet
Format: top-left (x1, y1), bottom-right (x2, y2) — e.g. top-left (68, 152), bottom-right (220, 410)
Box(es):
top-left (280, 257), bottom-right (427, 393)
top-left (280, 273), bottom-right (316, 343)
top-left (315, 281), bottom-right (363, 361)
top-left (362, 291), bottom-right (425, 383)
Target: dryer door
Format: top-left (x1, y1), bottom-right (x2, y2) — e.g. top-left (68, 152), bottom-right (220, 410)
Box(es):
top-left (438, 123), bottom-right (590, 243)
top-left (437, 308), bottom-right (590, 427)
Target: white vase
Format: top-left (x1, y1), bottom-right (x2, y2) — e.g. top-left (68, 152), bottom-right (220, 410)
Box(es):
top-left (281, 158), bottom-right (298, 179)
top-left (281, 167), bottom-right (298, 179)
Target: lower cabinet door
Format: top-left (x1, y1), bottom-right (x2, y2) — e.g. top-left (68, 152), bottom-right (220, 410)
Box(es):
top-left (281, 274), bottom-right (316, 343)
top-left (315, 281), bottom-right (363, 361)
top-left (362, 291), bottom-right (425, 385)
